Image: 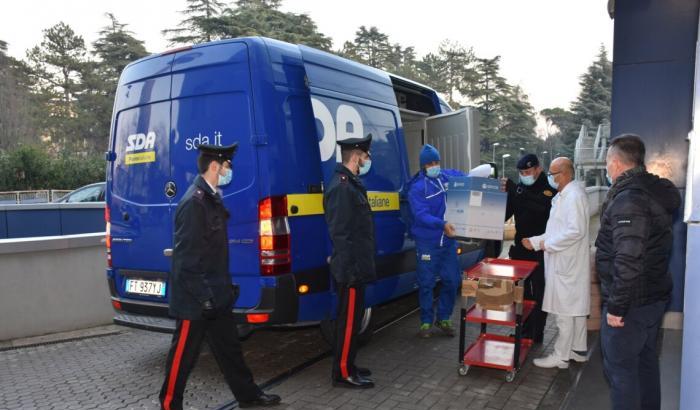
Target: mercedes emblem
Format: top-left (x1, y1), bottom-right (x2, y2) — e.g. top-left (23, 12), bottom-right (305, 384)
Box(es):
top-left (165, 181), bottom-right (177, 198)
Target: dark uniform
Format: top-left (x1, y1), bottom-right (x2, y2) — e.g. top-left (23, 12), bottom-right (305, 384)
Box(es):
top-left (504, 154), bottom-right (556, 343)
top-left (323, 135), bottom-right (376, 388)
top-left (160, 144), bottom-right (278, 410)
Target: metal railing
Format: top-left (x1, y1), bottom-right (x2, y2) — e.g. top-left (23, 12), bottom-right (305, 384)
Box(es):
top-left (0, 190), bottom-right (72, 204)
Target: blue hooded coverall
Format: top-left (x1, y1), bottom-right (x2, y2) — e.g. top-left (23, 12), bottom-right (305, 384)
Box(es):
top-left (408, 145), bottom-right (465, 325)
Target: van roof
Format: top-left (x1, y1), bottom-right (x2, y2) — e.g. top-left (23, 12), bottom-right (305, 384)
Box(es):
top-left (120, 37), bottom-right (440, 98)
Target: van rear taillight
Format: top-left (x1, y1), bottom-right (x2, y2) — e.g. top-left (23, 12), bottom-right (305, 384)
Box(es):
top-left (105, 206), bottom-right (112, 268)
top-left (258, 196), bottom-right (290, 275)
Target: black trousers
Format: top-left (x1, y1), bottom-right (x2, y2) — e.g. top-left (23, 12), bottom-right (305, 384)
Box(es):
top-left (332, 284), bottom-right (366, 380)
top-left (159, 313), bottom-right (261, 410)
top-left (509, 245), bottom-right (547, 342)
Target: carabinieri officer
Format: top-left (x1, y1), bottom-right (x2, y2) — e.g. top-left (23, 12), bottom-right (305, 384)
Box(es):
top-left (160, 143), bottom-right (280, 410)
top-left (324, 134), bottom-right (376, 389)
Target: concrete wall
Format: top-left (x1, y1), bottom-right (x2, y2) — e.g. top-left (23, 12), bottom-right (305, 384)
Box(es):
top-left (0, 233), bottom-right (113, 341)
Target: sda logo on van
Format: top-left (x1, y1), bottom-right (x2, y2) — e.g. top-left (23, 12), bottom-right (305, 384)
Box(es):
top-left (125, 132), bottom-right (156, 165)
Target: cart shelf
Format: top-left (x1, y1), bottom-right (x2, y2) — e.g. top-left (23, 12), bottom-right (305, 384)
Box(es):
top-left (465, 300), bottom-right (536, 326)
top-left (463, 334), bottom-right (534, 371)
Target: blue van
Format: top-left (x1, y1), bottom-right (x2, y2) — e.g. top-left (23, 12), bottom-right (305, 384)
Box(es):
top-left (105, 37), bottom-right (488, 335)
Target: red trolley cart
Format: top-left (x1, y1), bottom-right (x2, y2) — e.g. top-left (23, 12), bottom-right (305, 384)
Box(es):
top-left (458, 258), bottom-right (539, 382)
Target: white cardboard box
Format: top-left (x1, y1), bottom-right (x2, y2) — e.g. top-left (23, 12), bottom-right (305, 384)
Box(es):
top-left (444, 176), bottom-right (507, 240)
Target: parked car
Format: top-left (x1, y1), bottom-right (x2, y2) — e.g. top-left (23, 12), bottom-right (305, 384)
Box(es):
top-left (54, 182), bottom-right (105, 203)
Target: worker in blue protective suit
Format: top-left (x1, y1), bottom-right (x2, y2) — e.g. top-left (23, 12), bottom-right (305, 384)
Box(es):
top-left (408, 144), bottom-right (466, 338)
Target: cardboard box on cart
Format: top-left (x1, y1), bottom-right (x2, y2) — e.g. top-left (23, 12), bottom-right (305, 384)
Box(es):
top-left (444, 176), bottom-right (507, 241)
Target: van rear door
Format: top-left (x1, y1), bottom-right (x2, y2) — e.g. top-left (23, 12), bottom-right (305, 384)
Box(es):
top-left (109, 54), bottom-right (174, 300)
top-left (168, 42), bottom-right (261, 308)
top-left (425, 108), bottom-right (481, 171)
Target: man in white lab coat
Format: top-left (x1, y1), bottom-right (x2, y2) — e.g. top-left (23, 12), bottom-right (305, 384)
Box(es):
top-left (523, 157), bottom-right (590, 369)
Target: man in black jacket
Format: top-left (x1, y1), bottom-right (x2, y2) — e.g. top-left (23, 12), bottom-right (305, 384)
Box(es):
top-left (503, 154), bottom-right (557, 343)
top-left (324, 134), bottom-right (376, 389)
top-left (595, 134), bottom-right (680, 410)
top-left (160, 144), bottom-right (280, 410)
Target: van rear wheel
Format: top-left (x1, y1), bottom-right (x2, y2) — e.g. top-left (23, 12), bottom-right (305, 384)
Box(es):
top-left (320, 307), bottom-right (373, 347)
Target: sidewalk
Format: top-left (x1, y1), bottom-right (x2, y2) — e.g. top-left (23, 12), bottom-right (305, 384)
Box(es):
top-left (261, 300), bottom-right (583, 410)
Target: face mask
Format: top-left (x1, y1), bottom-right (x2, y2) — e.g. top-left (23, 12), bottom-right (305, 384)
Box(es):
top-left (605, 168), bottom-right (613, 185)
top-left (218, 167), bottom-right (233, 186)
top-left (519, 175), bottom-right (535, 186)
top-left (426, 165), bottom-right (441, 178)
top-left (358, 159), bottom-right (372, 176)
top-left (547, 174), bottom-right (559, 190)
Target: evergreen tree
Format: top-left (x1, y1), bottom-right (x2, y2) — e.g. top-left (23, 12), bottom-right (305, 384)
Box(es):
top-left (540, 107), bottom-right (577, 157)
top-left (571, 44), bottom-right (612, 127)
top-left (0, 40), bottom-right (38, 150)
top-left (83, 13), bottom-right (150, 150)
top-left (93, 13), bottom-right (149, 86)
top-left (163, 0), bottom-right (226, 46)
top-left (436, 40), bottom-right (475, 108)
top-left (25, 22), bottom-right (91, 150)
top-left (341, 26), bottom-right (392, 68)
top-left (215, 0), bottom-right (332, 50)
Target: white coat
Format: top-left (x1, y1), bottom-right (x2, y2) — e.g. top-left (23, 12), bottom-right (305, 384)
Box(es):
top-left (529, 181), bottom-right (590, 316)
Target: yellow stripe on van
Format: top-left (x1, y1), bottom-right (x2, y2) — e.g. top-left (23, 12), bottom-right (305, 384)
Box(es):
top-left (286, 191), bottom-right (399, 216)
top-left (125, 151), bottom-right (156, 165)
top-left (287, 193), bottom-right (324, 216)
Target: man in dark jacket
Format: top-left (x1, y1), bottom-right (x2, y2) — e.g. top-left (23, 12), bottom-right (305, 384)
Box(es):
top-left (324, 134), bottom-right (376, 389)
top-left (160, 144), bottom-right (280, 410)
top-left (595, 134), bottom-right (680, 410)
top-left (503, 153), bottom-right (557, 343)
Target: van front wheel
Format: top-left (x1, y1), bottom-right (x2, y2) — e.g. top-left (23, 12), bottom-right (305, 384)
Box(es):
top-left (320, 307), bottom-right (373, 347)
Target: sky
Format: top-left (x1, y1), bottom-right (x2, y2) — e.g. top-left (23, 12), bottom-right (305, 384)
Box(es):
top-left (0, 0), bottom-right (614, 113)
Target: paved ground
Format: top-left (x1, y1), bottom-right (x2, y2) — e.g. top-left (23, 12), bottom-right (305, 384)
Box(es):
top-left (0, 291), bottom-right (585, 410)
top-left (261, 301), bottom-right (581, 410)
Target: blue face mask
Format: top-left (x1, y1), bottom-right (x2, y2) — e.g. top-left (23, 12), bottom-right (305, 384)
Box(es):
top-left (605, 168), bottom-right (613, 185)
top-left (547, 174), bottom-right (559, 190)
top-left (359, 159), bottom-right (372, 176)
top-left (218, 168), bottom-right (233, 186)
top-left (426, 165), bottom-right (441, 178)
top-left (519, 175), bottom-right (535, 186)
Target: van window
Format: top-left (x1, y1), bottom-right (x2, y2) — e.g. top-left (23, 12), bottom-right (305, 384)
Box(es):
top-left (313, 96), bottom-right (403, 191)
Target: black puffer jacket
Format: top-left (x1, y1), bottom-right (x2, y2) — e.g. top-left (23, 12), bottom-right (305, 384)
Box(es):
top-left (595, 166), bottom-right (681, 317)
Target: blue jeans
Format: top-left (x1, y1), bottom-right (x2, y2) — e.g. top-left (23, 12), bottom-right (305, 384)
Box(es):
top-left (600, 300), bottom-right (666, 410)
top-left (416, 242), bottom-right (460, 324)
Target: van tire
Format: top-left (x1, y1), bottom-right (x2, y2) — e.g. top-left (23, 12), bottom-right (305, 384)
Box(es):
top-left (320, 307), bottom-right (373, 347)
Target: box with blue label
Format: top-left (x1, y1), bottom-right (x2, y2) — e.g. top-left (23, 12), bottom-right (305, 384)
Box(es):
top-left (444, 176), bottom-right (507, 240)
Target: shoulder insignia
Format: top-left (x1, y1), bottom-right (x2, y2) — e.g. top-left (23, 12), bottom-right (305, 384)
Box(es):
top-left (543, 190), bottom-right (553, 197)
top-left (340, 175), bottom-right (348, 183)
top-left (193, 189), bottom-right (205, 200)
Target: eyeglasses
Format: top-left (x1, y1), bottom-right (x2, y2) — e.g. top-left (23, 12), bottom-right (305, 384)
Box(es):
top-left (546, 171), bottom-right (561, 177)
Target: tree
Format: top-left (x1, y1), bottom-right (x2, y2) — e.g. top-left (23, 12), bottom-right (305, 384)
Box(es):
top-left (25, 22), bottom-right (90, 150)
top-left (342, 26), bottom-right (392, 68)
top-left (540, 107), bottom-right (578, 157)
top-left (213, 0), bottom-right (332, 50)
top-left (93, 13), bottom-right (148, 86)
top-left (571, 44), bottom-right (612, 127)
top-left (0, 40), bottom-right (38, 150)
top-left (84, 14), bottom-right (149, 149)
top-left (163, 0), bottom-right (226, 46)
top-left (469, 56), bottom-right (510, 147)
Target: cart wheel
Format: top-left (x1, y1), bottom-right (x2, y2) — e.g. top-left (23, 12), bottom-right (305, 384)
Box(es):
top-left (505, 370), bottom-right (516, 383)
top-left (458, 365), bottom-right (470, 376)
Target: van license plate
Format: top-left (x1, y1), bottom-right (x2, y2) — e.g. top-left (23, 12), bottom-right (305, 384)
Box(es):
top-left (125, 279), bottom-right (166, 297)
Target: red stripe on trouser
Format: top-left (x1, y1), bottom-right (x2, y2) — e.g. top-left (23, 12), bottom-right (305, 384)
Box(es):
top-left (163, 320), bottom-right (191, 410)
top-left (340, 288), bottom-right (356, 379)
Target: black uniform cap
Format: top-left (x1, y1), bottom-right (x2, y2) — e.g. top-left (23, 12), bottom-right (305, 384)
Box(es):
top-left (197, 143), bottom-right (238, 162)
top-left (516, 153), bottom-right (539, 170)
top-left (337, 134), bottom-right (372, 154)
